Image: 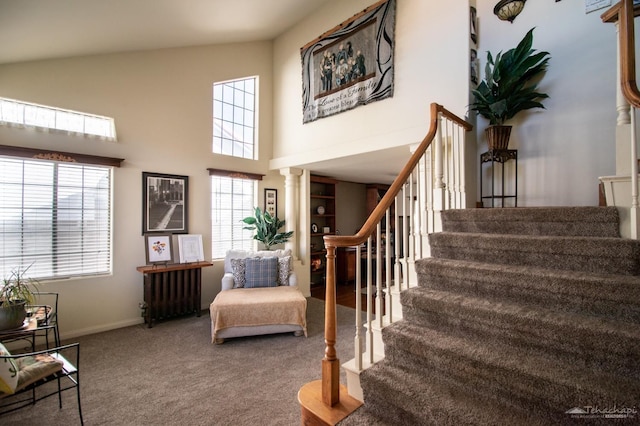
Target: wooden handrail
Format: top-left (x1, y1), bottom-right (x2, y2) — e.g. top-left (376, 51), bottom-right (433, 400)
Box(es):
top-left (603, 0), bottom-right (640, 108)
top-left (324, 103), bottom-right (472, 250)
top-left (601, 0), bottom-right (640, 23)
top-left (317, 102), bottom-right (472, 408)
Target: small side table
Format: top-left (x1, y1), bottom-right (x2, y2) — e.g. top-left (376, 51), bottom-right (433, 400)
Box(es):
top-left (480, 149), bottom-right (517, 208)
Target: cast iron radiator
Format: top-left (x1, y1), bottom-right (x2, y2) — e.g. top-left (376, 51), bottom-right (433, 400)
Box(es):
top-left (137, 262), bottom-right (210, 328)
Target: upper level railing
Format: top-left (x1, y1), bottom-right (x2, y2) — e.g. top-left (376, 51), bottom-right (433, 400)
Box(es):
top-left (602, 0), bottom-right (640, 239)
top-left (309, 103), bottom-right (472, 409)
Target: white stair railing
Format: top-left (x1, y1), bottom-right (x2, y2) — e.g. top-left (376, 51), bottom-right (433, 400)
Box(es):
top-left (334, 104), bottom-right (472, 401)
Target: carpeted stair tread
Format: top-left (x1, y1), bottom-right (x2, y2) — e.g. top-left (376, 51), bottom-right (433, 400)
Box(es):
top-left (381, 321), bottom-right (640, 410)
top-left (349, 361), bottom-right (544, 426)
top-left (400, 287), bottom-right (640, 378)
top-left (429, 232), bottom-right (640, 275)
top-left (441, 206), bottom-right (620, 237)
top-left (415, 257), bottom-right (640, 322)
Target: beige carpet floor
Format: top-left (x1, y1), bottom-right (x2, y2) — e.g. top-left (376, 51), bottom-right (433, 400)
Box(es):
top-left (1, 296), bottom-right (357, 426)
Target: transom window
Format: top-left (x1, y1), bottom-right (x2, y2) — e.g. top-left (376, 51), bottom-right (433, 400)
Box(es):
top-left (0, 97), bottom-right (117, 141)
top-left (210, 175), bottom-right (256, 259)
top-left (0, 157), bottom-right (113, 280)
top-left (212, 77), bottom-right (256, 159)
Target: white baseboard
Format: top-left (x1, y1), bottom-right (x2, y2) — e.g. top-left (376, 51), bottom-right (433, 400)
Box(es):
top-left (60, 317), bottom-right (145, 341)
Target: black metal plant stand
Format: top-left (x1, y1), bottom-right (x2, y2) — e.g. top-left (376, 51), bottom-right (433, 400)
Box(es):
top-left (480, 149), bottom-right (518, 208)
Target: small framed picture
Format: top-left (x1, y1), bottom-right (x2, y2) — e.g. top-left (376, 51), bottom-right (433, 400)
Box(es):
top-left (264, 188), bottom-right (277, 217)
top-left (177, 234), bottom-right (204, 263)
top-left (145, 234), bottom-right (173, 264)
top-left (471, 49), bottom-right (479, 85)
top-left (470, 6), bottom-right (477, 45)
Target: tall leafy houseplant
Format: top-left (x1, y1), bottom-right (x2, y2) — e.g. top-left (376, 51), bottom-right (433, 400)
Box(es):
top-left (242, 207), bottom-right (294, 250)
top-left (470, 28), bottom-right (550, 150)
top-left (0, 265), bottom-right (38, 331)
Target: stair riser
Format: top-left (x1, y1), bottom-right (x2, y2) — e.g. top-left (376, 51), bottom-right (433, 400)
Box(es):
top-left (359, 362), bottom-right (542, 426)
top-left (382, 328), bottom-right (640, 411)
top-left (381, 349), bottom-right (603, 426)
top-left (386, 355), bottom-right (587, 426)
top-left (401, 303), bottom-right (640, 380)
top-left (441, 207), bottom-right (620, 237)
top-left (429, 234), bottom-right (640, 276)
top-left (358, 365), bottom-right (430, 425)
top-left (416, 260), bottom-right (640, 323)
top-left (442, 221), bottom-right (620, 237)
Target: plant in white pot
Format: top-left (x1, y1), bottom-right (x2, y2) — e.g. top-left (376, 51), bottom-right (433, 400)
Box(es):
top-left (0, 265), bottom-right (38, 331)
top-left (470, 28), bottom-right (550, 150)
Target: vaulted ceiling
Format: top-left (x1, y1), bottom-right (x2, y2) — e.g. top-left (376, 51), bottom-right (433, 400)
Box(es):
top-left (0, 0), bottom-right (332, 65)
top-left (1, 0), bottom-right (412, 184)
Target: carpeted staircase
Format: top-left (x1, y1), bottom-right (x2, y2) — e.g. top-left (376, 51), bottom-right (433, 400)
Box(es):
top-left (340, 207), bottom-right (640, 425)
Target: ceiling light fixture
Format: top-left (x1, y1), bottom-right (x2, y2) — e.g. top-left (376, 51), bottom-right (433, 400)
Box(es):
top-left (494, 0), bottom-right (527, 23)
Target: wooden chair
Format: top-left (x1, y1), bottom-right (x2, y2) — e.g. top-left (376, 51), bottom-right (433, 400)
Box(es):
top-left (0, 342), bottom-right (83, 424)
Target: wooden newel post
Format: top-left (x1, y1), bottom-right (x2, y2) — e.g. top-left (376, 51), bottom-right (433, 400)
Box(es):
top-left (322, 244), bottom-right (340, 406)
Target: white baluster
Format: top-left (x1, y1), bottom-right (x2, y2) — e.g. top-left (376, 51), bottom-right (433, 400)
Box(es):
top-left (354, 244), bottom-right (362, 371)
top-left (631, 107), bottom-right (639, 239)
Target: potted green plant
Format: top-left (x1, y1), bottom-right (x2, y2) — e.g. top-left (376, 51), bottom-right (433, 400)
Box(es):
top-left (470, 28), bottom-right (550, 150)
top-left (0, 265), bottom-right (38, 331)
top-left (241, 207), bottom-right (294, 250)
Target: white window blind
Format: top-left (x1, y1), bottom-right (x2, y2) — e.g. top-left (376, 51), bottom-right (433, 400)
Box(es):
top-left (0, 157), bottom-right (112, 280)
top-left (0, 97), bottom-right (117, 141)
top-left (213, 77), bottom-right (256, 159)
top-left (211, 176), bottom-right (256, 258)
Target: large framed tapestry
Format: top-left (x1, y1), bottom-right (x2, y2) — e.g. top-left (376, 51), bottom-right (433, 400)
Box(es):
top-left (300, 0), bottom-right (395, 123)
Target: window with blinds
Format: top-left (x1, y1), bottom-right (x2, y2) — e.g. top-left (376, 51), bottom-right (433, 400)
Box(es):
top-left (0, 157), bottom-right (112, 280)
top-left (211, 176), bottom-right (256, 259)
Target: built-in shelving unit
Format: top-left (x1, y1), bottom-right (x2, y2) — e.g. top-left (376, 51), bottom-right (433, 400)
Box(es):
top-left (310, 175), bottom-right (338, 287)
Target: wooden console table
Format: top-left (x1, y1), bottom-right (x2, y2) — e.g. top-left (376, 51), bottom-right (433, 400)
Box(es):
top-left (136, 261), bottom-right (212, 328)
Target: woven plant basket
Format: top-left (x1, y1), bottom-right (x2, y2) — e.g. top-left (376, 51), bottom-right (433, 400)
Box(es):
top-left (485, 125), bottom-right (512, 150)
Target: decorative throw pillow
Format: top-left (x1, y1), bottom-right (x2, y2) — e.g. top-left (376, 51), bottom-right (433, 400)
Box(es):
top-left (224, 250), bottom-right (249, 273)
top-left (230, 258), bottom-right (247, 288)
top-left (278, 256), bottom-right (292, 286)
top-left (244, 256), bottom-right (278, 288)
top-left (14, 353), bottom-right (63, 391)
top-left (0, 342), bottom-right (18, 395)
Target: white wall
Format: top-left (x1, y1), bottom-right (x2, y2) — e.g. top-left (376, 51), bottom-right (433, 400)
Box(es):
top-left (273, 0), bottom-right (620, 210)
top-left (272, 0), bottom-right (471, 289)
top-left (0, 0), bottom-right (623, 338)
top-left (271, 0), bottom-right (470, 169)
top-left (0, 42), bottom-right (277, 339)
top-left (475, 0), bottom-right (617, 206)
top-left (336, 181), bottom-right (368, 237)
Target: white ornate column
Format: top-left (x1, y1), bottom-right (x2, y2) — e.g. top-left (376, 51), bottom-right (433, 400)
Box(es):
top-left (280, 167), bottom-right (303, 259)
